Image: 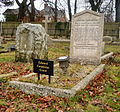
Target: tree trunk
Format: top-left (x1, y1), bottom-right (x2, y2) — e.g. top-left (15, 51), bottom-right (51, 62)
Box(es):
top-left (67, 0), bottom-right (72, 21)
top-left (16, 0), bottom-right (27, 21)
top-left (30, 0), bottom-right (35, 22)
top-left (115, 0), bottom-right (120, 22)
top-left (89, 0), bottom-right (102, 12)
top-left (74, 0), bottom-right (77, 14)
top-left (54, 0), bottom-right (57, 22)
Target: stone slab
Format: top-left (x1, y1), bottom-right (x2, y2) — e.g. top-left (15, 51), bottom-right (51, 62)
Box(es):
top-left (70, 10), bottom-right (104, 65)
top-left (0, 72), bottom-right (17, 78)
top-left (101, 52), bottom-right (113, 60)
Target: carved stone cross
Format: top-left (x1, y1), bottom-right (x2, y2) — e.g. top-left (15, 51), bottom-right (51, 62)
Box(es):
top-left (42, 16), bottom-right (51, 34)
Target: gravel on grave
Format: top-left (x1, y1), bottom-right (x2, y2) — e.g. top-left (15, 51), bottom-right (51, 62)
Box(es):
top-left (18, 63), bottom-right (96, 89)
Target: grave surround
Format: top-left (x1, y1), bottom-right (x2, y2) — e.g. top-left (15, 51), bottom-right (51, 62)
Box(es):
top-left (70, 10), bottom-right (104, 65)
top-left (9, 64), bottom-right (105, 97)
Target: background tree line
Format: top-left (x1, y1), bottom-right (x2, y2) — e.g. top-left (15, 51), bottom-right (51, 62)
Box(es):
top-left (0, 0), bottom-right (120, 22)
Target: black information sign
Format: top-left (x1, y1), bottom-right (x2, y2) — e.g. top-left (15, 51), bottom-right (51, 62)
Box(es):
top-left (33, 59), bottom-right (54, 83)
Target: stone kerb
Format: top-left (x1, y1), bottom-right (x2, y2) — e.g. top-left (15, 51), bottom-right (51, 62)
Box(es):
top-left (9, 64), bottom-right (105, 98)
top-left (101, 52), bottom-right (113, 60)
top-left (15, 23), bottom-right (48, 63)
top-left (70, 10), bottom-right (104, 65)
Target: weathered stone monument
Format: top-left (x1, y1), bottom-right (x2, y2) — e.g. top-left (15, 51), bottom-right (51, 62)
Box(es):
top-left (70, 10), bottom-right (104, 65)
top-left (15, 23), bottom-right (48, 62)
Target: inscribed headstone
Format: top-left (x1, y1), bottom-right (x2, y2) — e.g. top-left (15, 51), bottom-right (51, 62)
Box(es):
top-left (70, 10), bottom-right (104, 65)
top-left (15, 23), bottom-right (48, 62)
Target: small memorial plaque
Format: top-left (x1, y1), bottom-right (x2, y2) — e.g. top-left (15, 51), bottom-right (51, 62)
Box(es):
top-left (33, 59), bottom-right (54, 83)
top-left (33, 59), bottom-right (54, 76)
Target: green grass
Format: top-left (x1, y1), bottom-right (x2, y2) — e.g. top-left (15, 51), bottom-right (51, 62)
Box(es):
top-left (0, 41), bottom-right (15, 51)
top-left (0, 41), bottom-right (120, 111)
top-left (48, 42), bottom-right (69, 63)
top-left (0, 52), bottom-right (15, 62)
top-left (105, 45), bottom-right (120, 53)
top-left (0, 99), bottom-right (6, 106)
top-left (0, 41), bottom-right (15, 62)
top-left (0, 41), bottom-right (70, 63)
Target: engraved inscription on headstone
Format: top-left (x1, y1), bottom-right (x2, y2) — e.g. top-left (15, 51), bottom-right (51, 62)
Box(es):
top-left (70, 10), bottom-right (104, 65)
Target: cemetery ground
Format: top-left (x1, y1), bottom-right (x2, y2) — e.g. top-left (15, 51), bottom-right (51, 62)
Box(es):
top-left (0, 41), bottom-right (120, 112)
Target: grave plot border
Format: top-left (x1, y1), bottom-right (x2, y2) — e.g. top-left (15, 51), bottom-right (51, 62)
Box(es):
top-left (9, 64), bottom-right (105, 98)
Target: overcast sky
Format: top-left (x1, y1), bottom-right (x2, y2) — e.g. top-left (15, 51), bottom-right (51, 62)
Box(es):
top-left (0, 0), bottom-right (85, 13)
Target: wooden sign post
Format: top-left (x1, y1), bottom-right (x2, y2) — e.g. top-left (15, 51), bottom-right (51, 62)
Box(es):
top-left (33, 59), bottom-right (54, 84)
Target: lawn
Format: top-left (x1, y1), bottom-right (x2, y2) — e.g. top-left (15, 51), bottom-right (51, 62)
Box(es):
top-left (0, 41), bottom-right (120, 112)
top-left (0, 41), bottom-right (69, 63)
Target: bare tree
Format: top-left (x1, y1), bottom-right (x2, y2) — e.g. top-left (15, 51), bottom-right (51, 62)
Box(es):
top-left (27, 0), bottom-right (35, 22)
top-left (89, 0), bottom-right (103, 12)
top-left (42, 0), bottom-right (64, 22)
top-left (54, 0), bottom-right (58, 22)
top-left (15, 0), bottom-right (29, 21)
top-left (15, 0), bottom-right (36, 22)
top-left (67, 0), bottom-right (72, 21)
top-left (115, 0), bottom-right (120, 22)
top-left (0, 0), bottom-right (14, 6)
top-left (84, 0), bottom-right (114, 22)
top-left (74, 0), bottom-right (77, 14)
top-left (101, 0), bottom-right (114, 22)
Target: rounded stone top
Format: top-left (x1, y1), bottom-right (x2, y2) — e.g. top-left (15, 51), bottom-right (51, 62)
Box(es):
top-left (16, 23), bottom-right (46, 36)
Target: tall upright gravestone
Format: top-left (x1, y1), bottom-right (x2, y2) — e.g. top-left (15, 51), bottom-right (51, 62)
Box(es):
top-left (70, 10), bottom-right (104, 65)
top-left (15, 23), bottom-right (48, 63)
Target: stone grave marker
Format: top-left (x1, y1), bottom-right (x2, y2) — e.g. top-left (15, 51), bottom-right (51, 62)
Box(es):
top-left (42, 16), bottom-right (51, 34)
top-left (70, 10), bottom-right (104, 65)
top-left (15, 23), bottom-right (48, 62)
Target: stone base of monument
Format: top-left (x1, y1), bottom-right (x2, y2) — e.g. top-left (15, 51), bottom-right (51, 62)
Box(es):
top-left (9, 64), bottom-right (105, 97)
